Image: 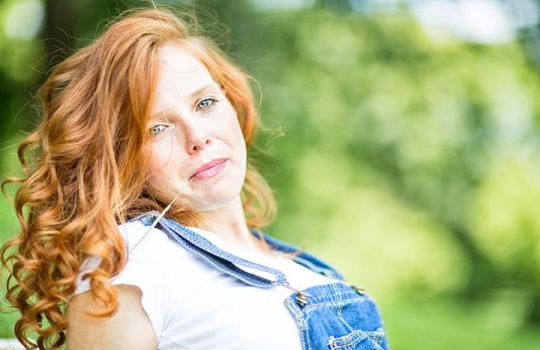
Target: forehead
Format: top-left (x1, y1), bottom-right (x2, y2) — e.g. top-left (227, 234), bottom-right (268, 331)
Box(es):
top-left (158, 42), bottom-right (210, 77)
top-left (152, 43), bottom-right (216, 103)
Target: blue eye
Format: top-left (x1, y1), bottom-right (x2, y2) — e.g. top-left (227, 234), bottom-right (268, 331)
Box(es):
top-left (150, 123), bottom-right (168, 136)
top-left (197, 97), bottom-right (218, 111)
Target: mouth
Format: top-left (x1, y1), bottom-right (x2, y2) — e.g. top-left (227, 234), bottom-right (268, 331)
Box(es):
top-left (190, 158), bottom-right (228, 180)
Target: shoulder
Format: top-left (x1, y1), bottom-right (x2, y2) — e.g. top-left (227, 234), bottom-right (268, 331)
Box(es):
top-left (76, 219), bottom-right (206, 292)
top-left (72, 219), bottom-right (197, 340)
top-left (67, 285), bottom-right (157, 350)
top-left (75, 220), bottom-right (175, 286)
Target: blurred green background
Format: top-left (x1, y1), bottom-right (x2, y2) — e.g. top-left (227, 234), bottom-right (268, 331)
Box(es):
top-left (2, 0), bottom-right (540, 348)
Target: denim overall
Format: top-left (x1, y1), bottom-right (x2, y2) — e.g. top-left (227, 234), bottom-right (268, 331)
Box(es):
top-left (130, 211), bottom-right (390, 350)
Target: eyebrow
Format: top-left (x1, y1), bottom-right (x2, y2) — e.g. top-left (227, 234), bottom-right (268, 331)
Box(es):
top-left (149, 83), bottom-right (219, 121)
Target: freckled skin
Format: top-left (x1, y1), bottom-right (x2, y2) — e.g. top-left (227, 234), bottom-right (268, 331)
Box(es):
top-left (145, 42), bottom-right (247, 212)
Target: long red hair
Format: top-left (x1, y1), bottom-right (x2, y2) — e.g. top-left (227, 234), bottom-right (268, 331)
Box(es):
top-left (0, 7), bottom-right (294, 349)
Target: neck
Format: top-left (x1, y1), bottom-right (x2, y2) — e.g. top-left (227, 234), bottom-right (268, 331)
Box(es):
top-left (195, 195), bottom-right (260, 252)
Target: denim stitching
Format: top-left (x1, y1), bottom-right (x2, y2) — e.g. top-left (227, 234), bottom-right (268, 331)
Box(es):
top-left (281, 283), bottom-right (369, 314)
top-left (163, 217), bottom-right (285, 276)
top-left (133, 211), bottom-right (345, 282)
top-left (303, 318), bottom-right (313, 350)
top-left (329, 329), bottom-right (368, 349)
top-left (288, 297), bottom-right (369, 319)
top-left (131, 212), bottom-right (286, 287)
top-left (365, 327), bottom-right (386, 344)
top-left (331, 282), bottom-right (353, 333)
top-left (284, 300), bottom-right (308, 350)
top-left (329, 328), bottom-right (385, 350)
top-left (158, 219), bottom-right (281, 288)
top-left (156, 217), bottom-right (274, 287)
top-left (364, 294), bottom-right (389, 350)
top-left (157, 216), bottom-right (288, 287)
top-left (284, 297), bottom-right (307, 329)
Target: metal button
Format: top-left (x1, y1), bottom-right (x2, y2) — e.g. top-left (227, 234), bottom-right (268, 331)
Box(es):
top-left (296, 291), bottom-right (308, 307)
top-left (328, 336), bottom-right (337, 349)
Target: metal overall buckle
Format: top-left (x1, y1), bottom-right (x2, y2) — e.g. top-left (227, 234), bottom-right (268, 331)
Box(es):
top-left (282, 281), bottom-right (311, 307)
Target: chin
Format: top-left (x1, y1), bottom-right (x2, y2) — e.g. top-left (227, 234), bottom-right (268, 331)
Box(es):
top-left (192, 198), bottom-right (237, 212)
top-left (191, 186), bottom-right (243, 211)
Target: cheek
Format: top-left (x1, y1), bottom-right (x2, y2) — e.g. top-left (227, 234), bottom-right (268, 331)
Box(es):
top-left (148, 153), bottom-right (167, 176)
top-left (236, 131), bottom-right (247, 157)
top-left (146, 145), bottom-right (175, 183)
top-left (221, 105), bottom-right (245, 149)
top-left (146, 160), bottom-right (164, 186)
top-left (146, 158), bottom-right (178, 194)
top-left (233, 123), bottom-right (247, 156)
top-left (150, 136), bottom-right (178, 168)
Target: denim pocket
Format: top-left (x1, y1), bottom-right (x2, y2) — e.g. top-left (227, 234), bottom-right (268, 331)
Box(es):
top-left (284, 283), bottom-right (390, 350)
top-left (327, 327), bottom-right (386, 350)
top-left (327, 293), bottom-right (387, 349)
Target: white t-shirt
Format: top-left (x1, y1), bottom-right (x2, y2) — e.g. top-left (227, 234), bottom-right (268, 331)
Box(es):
top-left (74, 220), bottom-right (341, 350)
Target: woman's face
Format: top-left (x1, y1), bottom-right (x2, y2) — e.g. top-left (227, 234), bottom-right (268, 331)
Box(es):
top-left (144, 42), bottom-right (247, 211)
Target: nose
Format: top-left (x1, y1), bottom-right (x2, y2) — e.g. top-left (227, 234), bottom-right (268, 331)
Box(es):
top-left (182, 119), bottom-right (211, 154)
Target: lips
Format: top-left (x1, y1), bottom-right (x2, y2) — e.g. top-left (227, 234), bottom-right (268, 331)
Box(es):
top-left (191, 158), bottom-right (228, 179)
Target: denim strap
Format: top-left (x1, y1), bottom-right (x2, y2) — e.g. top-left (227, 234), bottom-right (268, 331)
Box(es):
top-left (129, 211), bottom-right (344, 288)
top-left (134, 212), bottom-right (287, 288)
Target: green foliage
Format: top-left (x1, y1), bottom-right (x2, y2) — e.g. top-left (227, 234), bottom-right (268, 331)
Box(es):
top-left (381, 294), bottom-right (540, 350)
top-left (238, 7), bottom-right (540, 330)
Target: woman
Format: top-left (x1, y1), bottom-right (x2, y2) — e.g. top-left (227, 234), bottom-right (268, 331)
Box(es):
top-left (0, 7), bottom-right (390, 350)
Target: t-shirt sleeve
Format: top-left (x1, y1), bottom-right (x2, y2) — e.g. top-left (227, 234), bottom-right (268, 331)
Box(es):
top-left (72, 221), bottom-right (168, 340)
